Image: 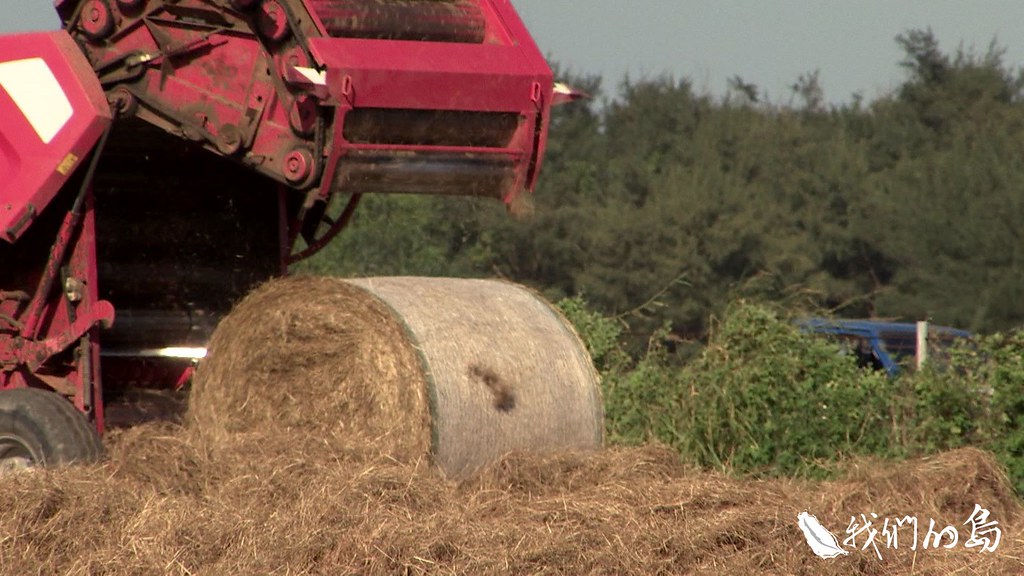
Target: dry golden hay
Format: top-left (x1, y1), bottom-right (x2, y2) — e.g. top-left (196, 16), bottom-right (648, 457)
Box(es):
top-left (188, 275), bottom-right (604, 477)
top-left (187, 275), bottom-right (432, 464)
top-left (0, 428), bottom-right (1021, 575)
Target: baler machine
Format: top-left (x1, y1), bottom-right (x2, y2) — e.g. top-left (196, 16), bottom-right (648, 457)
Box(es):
top-left (0, 0), bottom-right (587, 468)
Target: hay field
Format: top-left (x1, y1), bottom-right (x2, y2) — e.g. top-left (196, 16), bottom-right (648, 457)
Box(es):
top-left (0, 422), bottom-right (1020, 575)
top-left (3, 276), bottom-right (1020, 574)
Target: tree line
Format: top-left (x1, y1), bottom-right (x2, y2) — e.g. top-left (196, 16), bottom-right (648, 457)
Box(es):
top-left (300, 29), bottom-right (1024, 346)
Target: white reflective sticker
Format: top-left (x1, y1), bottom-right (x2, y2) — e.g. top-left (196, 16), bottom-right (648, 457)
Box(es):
top-left (553, 82), bottom-right (573, 95)
top-left (293, 66), bottom-right (327, 86)
top-left (0, 58), bottom-right (74, 144)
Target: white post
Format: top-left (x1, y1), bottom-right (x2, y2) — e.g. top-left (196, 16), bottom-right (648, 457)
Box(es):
top-left (916, 321), bottom-right (928, 371)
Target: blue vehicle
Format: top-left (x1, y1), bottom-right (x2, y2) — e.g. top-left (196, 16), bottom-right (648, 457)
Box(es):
top-left (797, 318), bottom-right (972, 377)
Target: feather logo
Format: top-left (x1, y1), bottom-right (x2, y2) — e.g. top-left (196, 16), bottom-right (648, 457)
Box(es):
top-left (798, 511), bottom-right (849, 559)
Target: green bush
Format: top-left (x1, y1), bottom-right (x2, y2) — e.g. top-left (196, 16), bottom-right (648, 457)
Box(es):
top-left (955, 331), bottom-right (1024, 493)
top-left (561, 296), bottom-right (1024, 493)
top-left (905, 365), bottom-right (984, 452)
top-left (674, 302), bottom-right (897, 477)
top-left (555, 296), bottom-right (627, 373)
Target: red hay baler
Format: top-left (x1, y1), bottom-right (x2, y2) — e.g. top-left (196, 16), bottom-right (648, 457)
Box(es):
top-left (0, 0), bottom-right (594, 470)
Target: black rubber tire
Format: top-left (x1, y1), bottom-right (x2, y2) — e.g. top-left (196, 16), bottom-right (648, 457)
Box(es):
top-left (0, 388), bottom-right (103, 470)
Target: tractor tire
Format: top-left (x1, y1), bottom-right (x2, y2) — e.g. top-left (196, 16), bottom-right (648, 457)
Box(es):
top-left (0, 388), bottom-right (103, 471)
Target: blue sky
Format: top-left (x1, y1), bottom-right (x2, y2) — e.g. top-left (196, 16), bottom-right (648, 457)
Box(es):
top-left (5, 1), bottom-right (1024, 105)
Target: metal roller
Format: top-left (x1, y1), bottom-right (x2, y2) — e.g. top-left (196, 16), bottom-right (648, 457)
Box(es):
top-left (308, 0), bottom-right (487, 43)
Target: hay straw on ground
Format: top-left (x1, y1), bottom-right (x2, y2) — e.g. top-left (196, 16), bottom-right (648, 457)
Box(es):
top-left (0, 425), bottom-right (1020, 575)
top-left (189, 276), bottom-right (603, 477)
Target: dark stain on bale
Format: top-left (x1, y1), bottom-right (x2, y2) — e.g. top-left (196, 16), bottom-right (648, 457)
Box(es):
top-left (468, 363), bottom-right (516, 412)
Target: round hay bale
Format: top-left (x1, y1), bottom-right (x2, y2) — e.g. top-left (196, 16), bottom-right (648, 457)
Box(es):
top-left (187, 276), bottom-right (432, 462)
top-left (188, 276), bottom-right (603, 477)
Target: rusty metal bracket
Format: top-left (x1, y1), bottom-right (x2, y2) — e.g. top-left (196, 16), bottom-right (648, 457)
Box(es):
top-left (21, 300), bottom-right (115, 372)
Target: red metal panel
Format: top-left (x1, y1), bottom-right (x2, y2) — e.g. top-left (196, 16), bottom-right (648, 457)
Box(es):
top-left (304, 0), bottom-right (554, 113)
top-left (310, 39), bottom-right (550, 111)
top-left (0, 31), bottom-right (111, 243)
top-left (303, 0), bottom-right (555, 202)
